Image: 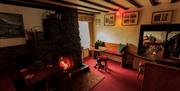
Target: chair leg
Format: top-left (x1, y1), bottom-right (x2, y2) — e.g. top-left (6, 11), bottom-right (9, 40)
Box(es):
top-left (105, 61), bottom-right (108, 71)
top-left (137, 65), bottom-right (145, 80)
top-left (98, 60), bottom-right (102, 69)
top-left (137, 71), bottom-right (144, 80)
top-left (137, 71), bottom-right (141, 80)
top-left (94, 59), bottom-right (100, 68)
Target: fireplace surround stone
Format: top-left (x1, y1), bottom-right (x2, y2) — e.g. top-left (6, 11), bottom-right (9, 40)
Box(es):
top-left (42, 7), bottom-right (83, 69)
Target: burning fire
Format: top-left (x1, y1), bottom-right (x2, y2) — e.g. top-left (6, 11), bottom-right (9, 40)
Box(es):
top-left (59, 57), bottom-right (71, 70)
top-left (60, 61), bottom-right (69, 70)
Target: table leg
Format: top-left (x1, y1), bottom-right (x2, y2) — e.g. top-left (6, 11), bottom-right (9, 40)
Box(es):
top-left (94, 51), bottom-right (100, 59)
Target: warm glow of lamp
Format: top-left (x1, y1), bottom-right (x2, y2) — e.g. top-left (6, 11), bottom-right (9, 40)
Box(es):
top-left (59, 56), bottom-right (72, 70)
top-left (153, 51), bottom-right (156, 55)
top-left (116, 9), bottom-right (121, 16)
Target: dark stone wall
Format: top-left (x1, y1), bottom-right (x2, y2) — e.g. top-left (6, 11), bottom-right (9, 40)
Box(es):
top-left (42, 7), bottom-right (82, 68)
top-left (0, 45), bottom-right (29, 74)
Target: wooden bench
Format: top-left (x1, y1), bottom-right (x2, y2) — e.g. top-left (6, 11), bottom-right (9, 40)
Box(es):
top-left (101, 42), bottom-right (128, 67)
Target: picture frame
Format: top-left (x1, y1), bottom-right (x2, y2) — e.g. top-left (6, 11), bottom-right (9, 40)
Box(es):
top-left (0, 12), bottom-right (25, 39)
top-left (122, 11), bottom-right (139, 26)
top-left (104, 14), bottom-right (115, 26)
top-left (95, 19), bottom-right (101, 26)
top-left (151, 10), bottom-right (173, 24)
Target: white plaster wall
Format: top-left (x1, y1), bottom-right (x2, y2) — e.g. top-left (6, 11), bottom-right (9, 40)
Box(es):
top-left (0, 4), bottom-right (54, 47)
top-left (94, 2), bottom-right (180, 51)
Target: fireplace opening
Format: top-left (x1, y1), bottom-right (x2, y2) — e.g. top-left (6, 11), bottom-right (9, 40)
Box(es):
top-left (58, 56), bottom-right (74, 71)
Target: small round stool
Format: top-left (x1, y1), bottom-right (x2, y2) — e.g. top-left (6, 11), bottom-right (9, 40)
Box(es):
top-left (95, 55), bottom-right (108, 71)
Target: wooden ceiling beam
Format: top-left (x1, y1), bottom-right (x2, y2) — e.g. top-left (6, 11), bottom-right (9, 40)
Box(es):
top-left (171, 0), bottom-right (179, 3)
top-left (77, 9), bottom-right (101, 14)
top-left (149, 0), bottom-right (160, 6)
top-left (25, 0), bottom-right (101, 14)
top-left (126, 0), bottom-right (143, 8)
top-left (2, 0), bottom-right (100, 14)
top-left (78, 12), bottom-right (94, 15)
top-left (1, 0), bottom-right (57, 10)
top-left (51, 0), bottom-right (109, 13)
top-left (79, 0), bottom-right (117, 11)
top-left (103, 0), bottom-right (129, 10)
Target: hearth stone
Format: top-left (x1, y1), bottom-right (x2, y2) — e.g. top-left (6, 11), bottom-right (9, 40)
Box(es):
top-left (71, 64), bottom-right (90, 76)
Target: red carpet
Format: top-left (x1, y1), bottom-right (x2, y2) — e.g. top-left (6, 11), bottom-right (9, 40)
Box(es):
top-left (83, 57), bottom-right (142, 91)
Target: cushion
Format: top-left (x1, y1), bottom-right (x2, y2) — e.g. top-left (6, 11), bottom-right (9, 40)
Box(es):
top-left (98, 55), bottom-right (108, 61)
top-left (118, 44), bottom-right (126, 53)
top-left (98, 55), bottom-right (108, 59)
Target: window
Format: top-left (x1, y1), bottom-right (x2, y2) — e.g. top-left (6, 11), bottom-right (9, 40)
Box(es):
top-left (78, 21), bottom-right (90, 49)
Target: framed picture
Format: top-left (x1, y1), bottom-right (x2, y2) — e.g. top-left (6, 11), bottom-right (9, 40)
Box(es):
top-left (152, 10), bottom-right (173, 24)
top-left (0, 12), bottom-right (25, 39)
top-left (122, 11), bottom-right (139, 26)
top-left (95, 19), bottom-right (101, 26)
top-left (104, 14), bottom-right (115, 26)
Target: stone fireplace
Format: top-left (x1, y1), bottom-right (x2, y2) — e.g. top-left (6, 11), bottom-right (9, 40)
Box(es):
top-left (41, 7), bottom-right (83, 69)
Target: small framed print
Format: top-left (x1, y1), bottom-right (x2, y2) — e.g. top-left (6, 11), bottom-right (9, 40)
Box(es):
top-left (152, 10), bottom-right (173, 24)
top-left (95, 19), bottom-right (101, 26)
top-left (104, 14), bottom-right (115, 26)
top-left (122, 11), bottom-right (139, 26)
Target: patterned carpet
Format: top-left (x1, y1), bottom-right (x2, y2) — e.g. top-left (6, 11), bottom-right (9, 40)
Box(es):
top-left (72, 71), bottom-right (105, 91)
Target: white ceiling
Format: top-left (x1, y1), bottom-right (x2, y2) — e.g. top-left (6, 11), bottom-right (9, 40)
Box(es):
top-left (31, 0), bottom-right (180, 14)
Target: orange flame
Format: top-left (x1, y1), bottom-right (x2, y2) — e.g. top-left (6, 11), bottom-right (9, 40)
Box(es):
top-left (59, 57), bottom-right (72, 70)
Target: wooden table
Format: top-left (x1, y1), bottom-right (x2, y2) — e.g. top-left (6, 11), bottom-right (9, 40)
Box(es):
top-left (22, 68), bottom-right (59, 85)
top-left (89, 46), bottom-right (107, 59)
top-left (18, 63), bottom-right (74, 91)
